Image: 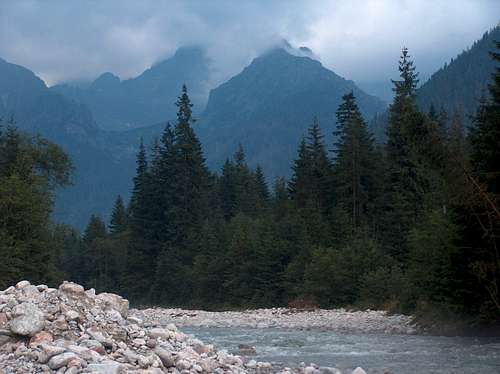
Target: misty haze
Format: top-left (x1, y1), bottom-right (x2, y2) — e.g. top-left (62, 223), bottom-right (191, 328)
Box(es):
top-left (0, 1), bottom-right (499, 374)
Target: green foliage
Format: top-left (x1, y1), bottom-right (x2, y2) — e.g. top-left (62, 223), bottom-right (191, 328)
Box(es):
top-left (333, 92), bottom-right (381, 235)
top-left (0, 122), bottom-right (72, 289)
top-left (406, 211), bottom-right (464, 312)
top-left (109, 195), bottom-right (128, 234)
top-left (305, 236), bottom-right (385, 307)
top-left (52, 47), bottom-right (500, 326)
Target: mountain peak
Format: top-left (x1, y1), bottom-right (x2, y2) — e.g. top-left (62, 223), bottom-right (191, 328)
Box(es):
top-left (90, 72), bottom-right (120, 91)
top-left (199, 43), bottom-right (386, 178)
top-left (259, 42), bottom-right (319, 66)
top-left (151, 46), bottom-right (207, 71)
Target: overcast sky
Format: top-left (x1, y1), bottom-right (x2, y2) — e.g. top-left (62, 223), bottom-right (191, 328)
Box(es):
top-left (1, 0), bottom-right (499, 98)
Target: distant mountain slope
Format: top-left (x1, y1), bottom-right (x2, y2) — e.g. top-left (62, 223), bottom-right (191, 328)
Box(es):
top-left (0, 57), bottom-right (127, 229)
top-left (197, 47), bottom-right (386, 177)
top-left (369, 26), bottom-right (500, 141)
top-left (52, 47), bottom-right (210, 131)
top-left (0, 57), bottom-right (46, 116)
top-left (417, 26), bottom-right (500, 116)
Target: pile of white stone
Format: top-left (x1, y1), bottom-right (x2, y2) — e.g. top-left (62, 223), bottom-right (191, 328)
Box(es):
top-left (0, 281), bottom-right (281, 374)
top-left (137, 308), bottom-right (416, 335)
top-left (0, 281), bottom-right (371, 374)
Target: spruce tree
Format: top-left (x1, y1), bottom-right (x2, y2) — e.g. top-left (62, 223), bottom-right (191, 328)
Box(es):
top-left (469, 41), bottom-right (500, 195)
top-left (152, 85), bottom-right (211, 304)
top-left (254, 165), bottom-right (270, 207)
top-left (334, 91), bottom-right (360, 151)
top-left (109, 195), bottom-right (128, 234)
top-left (125, 138), bottom-right (157, 301)
top-left (167, 85), bottom-right (211, 245)
top-left (382, 47), bottom-right (426, 260)
top-left (220, 158), bottom-right (237, 220)
top-left (465, 41), bottom-right (500, 315)
top-left (82, 215), bottom-right (107, 290)
top-left (288, 137), bottom-right (311, 207)
top-left (333, 93), bottom-right (379, 234)
top-left (306, 117), bottom-right (332, 213)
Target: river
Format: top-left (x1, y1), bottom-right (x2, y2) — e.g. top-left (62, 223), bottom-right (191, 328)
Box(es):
top-left (183, 326), bottom-right (500, 374)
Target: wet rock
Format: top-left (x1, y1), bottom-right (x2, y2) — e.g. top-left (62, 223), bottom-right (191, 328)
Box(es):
top-left (304, 366), bottom-right (320, 374)
top-left (319, 367), bottom-right (342, 374)
top-left (192, 342), bottom-right (210, 355)
top-left (238, 343), bottom-right (257, 355)
top-left (246, 359), bottom-right (257, 368)
top-left (9, 302), bottom-right (45, 336)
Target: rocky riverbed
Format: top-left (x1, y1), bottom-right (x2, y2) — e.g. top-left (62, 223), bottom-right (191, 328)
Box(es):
top-left (0, 281), bottom-right (371, 374)
top-left (136, 308), bottom-right (417, 335)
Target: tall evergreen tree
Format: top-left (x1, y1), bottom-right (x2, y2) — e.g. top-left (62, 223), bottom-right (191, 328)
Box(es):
top-left (334, 91), bottom-right (360, 151)
top-left (333, 93), bottom-right (379, 233)
top-left (469, 41), bottom-right (500, 195)
top-left (465, 41), bottom-right (500, 316)
top-left (254, 165), bottom-right (270, 208)
top-left (153, 85), bottom-right (212, 304)
top-left (166, 85), bottom-right (211, 247)
top-left (109, 195), bottom-right (128, 234)
top-left (288, 138), bottom-right (310, 207)
top-left (382, 47), bottom-right (429, 260)
top-left (82, 215), bottom-right (107, 290)
top-left (125, 138), bottom-right (157, 301)
top-left (307, 117), bottom-right (332, 213)
top-left (289, 118), bottom-right (332, 213)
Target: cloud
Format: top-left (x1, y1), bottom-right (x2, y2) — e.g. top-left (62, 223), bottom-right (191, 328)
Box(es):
top-left (0, 0), bottom-right (498, 93)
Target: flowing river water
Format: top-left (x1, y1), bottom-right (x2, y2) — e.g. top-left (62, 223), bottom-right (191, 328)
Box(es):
top-left (183, 326), bottom-right (500, 374)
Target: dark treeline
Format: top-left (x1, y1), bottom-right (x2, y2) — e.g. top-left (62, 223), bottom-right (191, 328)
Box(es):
top-left (1, 46), bottom-right (499, 326)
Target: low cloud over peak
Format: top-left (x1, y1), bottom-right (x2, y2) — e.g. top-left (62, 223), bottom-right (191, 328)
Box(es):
top-left (0, 0), bottom-right (498, 96)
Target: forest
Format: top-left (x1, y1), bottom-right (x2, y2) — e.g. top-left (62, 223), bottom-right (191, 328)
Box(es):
top-left (1, 46), bottom-right (499, 328)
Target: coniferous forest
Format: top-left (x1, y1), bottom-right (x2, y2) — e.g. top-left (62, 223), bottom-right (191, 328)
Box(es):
top-left (1, 45), bottom-right (499, 329)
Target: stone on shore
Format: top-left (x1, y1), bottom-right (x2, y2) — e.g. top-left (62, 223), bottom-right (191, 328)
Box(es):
top-left (9, 302), bottom-right (45, 336)
top-left (352, 367), bottom-right (367, 374)
top-left (0, 279), bottom-right (377, 373)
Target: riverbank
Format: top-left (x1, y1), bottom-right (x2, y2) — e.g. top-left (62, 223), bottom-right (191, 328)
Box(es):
top-left (134, 307), bottom-right (418, 335)
top-left (1, 280), bottom-right (374, 374)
